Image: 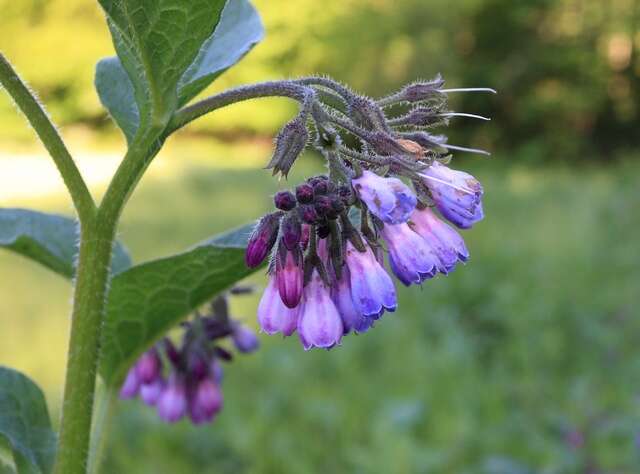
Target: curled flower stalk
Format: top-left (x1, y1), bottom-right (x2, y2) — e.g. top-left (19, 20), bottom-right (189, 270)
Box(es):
top-left (240, 74), bottom-right (493, 349)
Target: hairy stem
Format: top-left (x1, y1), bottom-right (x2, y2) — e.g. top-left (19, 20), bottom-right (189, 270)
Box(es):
top-left (166, 81), bottom-right (313, 134)
top-left (53, 216), bottom-right (117, 474)
top-left (0, 53), bottom-right (95, 222)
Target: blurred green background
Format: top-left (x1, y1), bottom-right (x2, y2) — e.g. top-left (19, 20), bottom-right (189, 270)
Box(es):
top-left (1, 0), bottom-right (639, 473)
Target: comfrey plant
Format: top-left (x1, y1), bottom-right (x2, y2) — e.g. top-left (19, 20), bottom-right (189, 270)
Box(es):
top-left (0, 1), bottom-right (493, 473)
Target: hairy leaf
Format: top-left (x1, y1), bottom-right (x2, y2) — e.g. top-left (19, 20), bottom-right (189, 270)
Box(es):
top-left (95, 0), bottom-right (263, 141)
top-left (0, 367), bottom-right (56, 474)
top-left (99, 223), bottom-right (260, 385)
top-left (0, 208), bottom-right (131, 278)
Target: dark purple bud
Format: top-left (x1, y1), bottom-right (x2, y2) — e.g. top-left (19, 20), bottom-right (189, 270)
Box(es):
top-left (300, 204), bottom-right (319, 224)
top-left (330, 196), bottom-right (345, 216)
top-left (157, 375), bottom-right (187, 423)
top-left (313, 180), bottom-right (329, 195)
top-left (135, 348), bottom-right (161, 384)
top-left (245, 213), bottom-right (281, 268)
top-left (140, 377), bottom-right (165, 406)
top-left (317, 224), bottom-right (331, 239)
top-left (295, 183), bottom-right (315, 204)
top-left (187, 353), bottom-right (209, 381)
top-left (188, 378), bottom-right (223, 425)
top-left (281, 215), bottom-right (302, 250)
top-left (164, 338), bottom-right (181, 367)
top-left (398, 75), bottom-right (445, 102)
top-left (276, 246), bottom-right (303, 308)
top-left (314, 195), bottom-right (333, 218)
top-left (307, 175), bottom-right (328, 186)
top-left (337, 185), bottom-right (355, 206)
top-left (231, 323), bottom-right (260, 353)
top-left (274, 190), bottom-right (297, 211)
top-left (119, 368), bottom-right (140, 400)
top-left (265, 118), bottom-right (308, 177)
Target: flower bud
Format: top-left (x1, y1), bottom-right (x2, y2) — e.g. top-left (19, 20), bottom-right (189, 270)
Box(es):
top-left (231, 323), bottom-right (260, 353)
top-left (397, 75), bottom-right (445, 103)
top-left (265, 118), bottom-right (308, 177)
top-left (337, 185), bottom-right (355, 206)
top-left (314, 195), bottom-right (333, 218)
top-left (300, 204), bottom-right (319, 224)
top-left (245, 213), bottom-right (281, 268)
top-left (157, 376), bottom-right (187, 423)
top-left (295, 183), bottom-right (315, 204)
top-left (347, 95), bottom-right (388, 130)
top-left (274, 190), bottom-right (297, 211)
top-left (187, 352), bottom-right (209, 381)
top-left (276, 246), bottom-right (303, 308)
top-left (135, 348), bottom-right (161, 384)
top-left (281, 214), bottom-right (302, 250)
top-left (312, 180), bottom-right (329, 195)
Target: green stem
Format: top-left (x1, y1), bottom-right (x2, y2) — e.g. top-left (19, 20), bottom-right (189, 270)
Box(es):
top-left (53, 216), bottom-right (117, 474)
top-left (0, 53), bottom-right (95, 222)
top-left (87, 386), bottom-right (117, 474)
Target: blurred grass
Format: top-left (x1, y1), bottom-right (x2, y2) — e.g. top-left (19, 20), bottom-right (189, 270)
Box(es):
top-left (1, 147), bottom-right (638, 472)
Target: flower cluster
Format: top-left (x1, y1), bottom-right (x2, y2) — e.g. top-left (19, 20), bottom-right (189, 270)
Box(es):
top-left (245, 75), bottom-right (492, 350)
top-left (120, 291), bottom-right (259, 424)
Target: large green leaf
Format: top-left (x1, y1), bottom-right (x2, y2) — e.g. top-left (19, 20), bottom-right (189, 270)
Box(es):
top-left (99, 223), bottom-right (260, 385)
top-left (95, 0), bottom-right (263, 142)
top-left (0, 367), bottom-right (56, 474)
top-left (0, 208), bottom-right (131, 278)
top-left (177, 0), bottom-right (264, 107)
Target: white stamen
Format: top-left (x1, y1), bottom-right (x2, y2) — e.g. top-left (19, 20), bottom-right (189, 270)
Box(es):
top-left (440, 144), bottom-right (491, 156)
top-left (439, 88), bottom-right (497, 94)
top-left (438, 112), bottom-right (491, 121)
top-left (419, 174), bottom-right (475, 195)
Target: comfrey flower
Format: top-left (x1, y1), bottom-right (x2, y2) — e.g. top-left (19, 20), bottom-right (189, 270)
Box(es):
top-left (409, 206), bottom-right (469, 273)
top-left (120, 292), bottom-right (259, 425)
top-left (419, 162), bottom-right (484, 229)
top-left (352, 170), bottom-right (416, 224)
top-left (247, 74), bottom-right (492, 348)
top-left (298, 269), bottom-right (344, 350)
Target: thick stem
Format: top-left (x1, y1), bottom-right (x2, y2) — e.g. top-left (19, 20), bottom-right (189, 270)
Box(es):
top-left (0, 53), bottom-right (95, 222)
top-left (53, 216), bottom-right (117, 474)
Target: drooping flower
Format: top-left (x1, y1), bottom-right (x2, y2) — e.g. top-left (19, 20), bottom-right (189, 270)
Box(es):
top-left (419, 162), bottom-right (483, 229)
top-left (276, 247), bottom-right (304, 308)
top-left (297, 270), bottom-right (344, 350)
top-left (352, 170), bottom-right (417, 224)
top-left (257, 275), bottom-right (300, 336)
top-left (381, 222), bottom-right (440, 285)
top-left (231, 323), bottom-right (260, 353)
top-left (140, 377), bottom-right (165, 406)
top-left (331, 265), bottom-right (374, 334)
top-left (409, 206), bottom-right (469, 274)
top-left (119, 368), bottom-right (140, 399)
top-left (345, 241), bottom-right (397, 317)
top-left (157, 375), bottom-right (187, 423)
top-left (188, 378), bottom-right (223, 425)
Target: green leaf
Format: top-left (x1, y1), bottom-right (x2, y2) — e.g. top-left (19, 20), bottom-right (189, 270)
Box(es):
top-left (96, 0), bottom-right (227, 136)
top-left (0, 367), bottom-right (56, 474)
top-left (99, 223), bottom-right (260, 385)
top-left (95, 0), bottom-right (263, 141)
top-left (177, 0), bottom-right (264, 107)
top-left (0, 208), bottom-right (132, 278)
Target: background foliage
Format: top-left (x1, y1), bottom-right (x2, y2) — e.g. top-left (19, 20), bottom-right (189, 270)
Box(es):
top-left (1, 0), bottom-right (639, 473)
